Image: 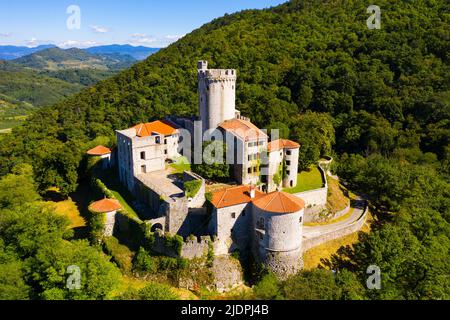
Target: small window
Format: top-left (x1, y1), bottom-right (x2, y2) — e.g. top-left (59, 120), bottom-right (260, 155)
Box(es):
top-left (141, 165), bottom-right (146, 173)
top-left (164, 139), bottom-right (168, 145)
top-left (140, 151), bottom-right (145, 160)
top-left (248, 167), bottom-right (252, 174)
top-left (231, 212), bottom-right (236, 219)
top-left (164, 149), bottom-right (168, 155)
top-left (286, 150), bottom-right (292, 156)
top-left (155, 136), bottom-right (161, 144)
top-left (257, 217), bottom-right (265, 230)
top-left (286, 160), bottom-right (291, 166)
top-left (290, 180), bottom-right (294, 187)
top-left (248, 155), bottom-right (251, 161)
top-left (287, 170), bottom-right (290, 175)
top-left (299, 216), bottom-right (303, 223)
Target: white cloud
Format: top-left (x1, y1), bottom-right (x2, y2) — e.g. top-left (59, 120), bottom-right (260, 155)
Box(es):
top-left (131, 33), bottom-right (147, 38)
top-left (90, 25), bottom-right (109, 33)
top-left (58, 40), bottom-right (98, 49)
top-left (26, 37), bottom-right (39, 47)
top-left (0, 32), bottom-right (11, 37)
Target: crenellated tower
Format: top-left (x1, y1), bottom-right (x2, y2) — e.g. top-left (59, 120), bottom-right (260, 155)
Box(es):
top-left (197, 60), bottom-right (237, 134)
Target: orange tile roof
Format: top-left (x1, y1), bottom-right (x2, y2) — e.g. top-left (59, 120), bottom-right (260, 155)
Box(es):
top-left (89, 198), bottom-right (122, 213)
top-left (267, 139), bottom-right (300, 152)
top-left (133, 120), bottom-right (178, 137)
top-left (211, 185), bottom-right (265, 209)
top-left (86, 145), bottom-right (111, 156)
top-left (253, 191), bottom-right (305, 214)
top-left (219, 118), bottom-right (267, 141)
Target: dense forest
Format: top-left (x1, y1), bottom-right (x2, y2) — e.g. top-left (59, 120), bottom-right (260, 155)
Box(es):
top-left (0, 0), bottom-right (448, 299)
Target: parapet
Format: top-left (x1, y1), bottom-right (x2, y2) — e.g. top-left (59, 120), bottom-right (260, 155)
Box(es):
top-left (199, 68), bottom-right (237, 81)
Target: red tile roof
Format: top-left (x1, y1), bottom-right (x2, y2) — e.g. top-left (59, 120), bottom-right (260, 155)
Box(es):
top-left (267, 139), bottom-right (300, 152)
top-left (89, 198), bottom-right (122, 213)
top-left (211, 185), bottom-right (265, 209)
top-left (86, 145), bottom-right (111, 156)
top-left (133, 120), bottom-right (178, 137)
top-left (253, 191), bottom-right (305, 213)
top-left (219, 118), bottom-right (267, 141)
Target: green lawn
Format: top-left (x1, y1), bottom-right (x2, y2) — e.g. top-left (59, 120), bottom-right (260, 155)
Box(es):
top-left (283, 165), bottom-right (324, 194)
top-left (169, 156), bottom-right (191, 173)
top-left (98, 169), bottom-right (141, 220)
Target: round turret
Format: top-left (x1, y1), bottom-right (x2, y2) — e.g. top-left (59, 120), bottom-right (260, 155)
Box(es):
top-left (252, 191), bottom-right (305, 278)
top-left (198, 61), bottom-right (237, 133)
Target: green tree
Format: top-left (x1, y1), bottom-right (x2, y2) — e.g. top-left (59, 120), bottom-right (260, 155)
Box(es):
top-left (192, 141), bottom-right (230, 181)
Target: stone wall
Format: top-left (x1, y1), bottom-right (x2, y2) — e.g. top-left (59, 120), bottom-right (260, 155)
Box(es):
top-left (181, 236), bottom-right (211, 259)
top-left (302, 206), bottom-right (369, 252)
top-left (149, 230), bottom-right (213, 260)
top-left (183, 171), bottom-right (206, 208)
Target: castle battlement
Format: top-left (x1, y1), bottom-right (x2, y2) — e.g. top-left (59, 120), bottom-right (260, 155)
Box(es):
top-left (198, 69), bottom-right (237, 81)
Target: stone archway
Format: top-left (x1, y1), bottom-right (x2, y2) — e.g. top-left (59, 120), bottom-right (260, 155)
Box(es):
top-left (151, 223), bottom-right (163, 232)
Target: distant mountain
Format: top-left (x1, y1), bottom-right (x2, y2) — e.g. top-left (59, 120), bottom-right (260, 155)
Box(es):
top-left (0, 45), bottom-right (56, 60)
top-left (86, 45), bottom-right (160, 60)
top-left (0, 46), bottom-right (141, 129)
top-left (13, 47), bottom-right (136, 71)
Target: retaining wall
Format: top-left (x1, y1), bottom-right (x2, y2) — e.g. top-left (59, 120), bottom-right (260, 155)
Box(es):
top-left (302, 206), bottom-right (369, 252)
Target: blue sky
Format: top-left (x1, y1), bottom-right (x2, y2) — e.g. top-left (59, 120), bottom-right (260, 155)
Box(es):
top-left (0, 0), bottom-right (286, 48)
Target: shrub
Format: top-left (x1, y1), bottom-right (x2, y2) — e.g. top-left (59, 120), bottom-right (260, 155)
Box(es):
top-left (253, 273), bottom-right (283, 300)
top-left (133, 247), bottom-right (157, 274)
top-left (103, 236), bottom-right (133, 273)
top-left (118, 283), bottom-right (179, 300)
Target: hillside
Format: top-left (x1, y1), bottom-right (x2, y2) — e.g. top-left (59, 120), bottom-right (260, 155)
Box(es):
top-left (0, 0), bottom-right (448, 299)
top-left (0, 61), bottom-right (84, 107)
top-left (13, 47), bottom-right (136, 71)
top-left (0, 48), bottom-right (139, 129)
top-left (0, 44), bottom-right (56, 60)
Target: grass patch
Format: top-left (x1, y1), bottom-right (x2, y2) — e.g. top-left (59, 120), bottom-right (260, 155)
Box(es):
top-left (283, 165), bottom-right (324, 194)
top-left (184, 179), bottom-right (202, 198)
top-left (98, 170), bottom-right (140, 220)
top-left (304, 208), bottom-right (355, 227)
top-left (50, 198), bottom-right (86, 228)
top-left (326, 176), bottom-right (350, 213)
top-left (303, 213), bottom-right (373, 270)
top-left (169, 156), bottom-right (191, 173)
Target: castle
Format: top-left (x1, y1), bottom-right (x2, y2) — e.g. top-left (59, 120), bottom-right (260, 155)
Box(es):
top-left (106, 61), bottom-right (316, 277)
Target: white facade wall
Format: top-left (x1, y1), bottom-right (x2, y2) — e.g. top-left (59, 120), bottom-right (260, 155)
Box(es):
top-left (294, 188), bottom-right (328, 210)
top-left (267, 149), bottom-right (283, 192)
top-left (116, 128), bottom-right (180, 193)
top-left (283, 147), bottom-right (299, 188)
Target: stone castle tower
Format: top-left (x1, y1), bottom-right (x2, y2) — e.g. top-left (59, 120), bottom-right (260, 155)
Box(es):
top-left (197, 61), bottom-right (237, 133)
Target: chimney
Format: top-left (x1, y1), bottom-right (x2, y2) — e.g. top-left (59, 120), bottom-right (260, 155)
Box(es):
top-left (249, 186), bottom-right (256, 199)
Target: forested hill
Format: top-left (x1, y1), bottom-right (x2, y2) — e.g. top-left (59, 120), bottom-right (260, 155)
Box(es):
top-left (1, 0), bottom-right (448, 188)
top-left (0, 0), bottom-right (448, 299)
